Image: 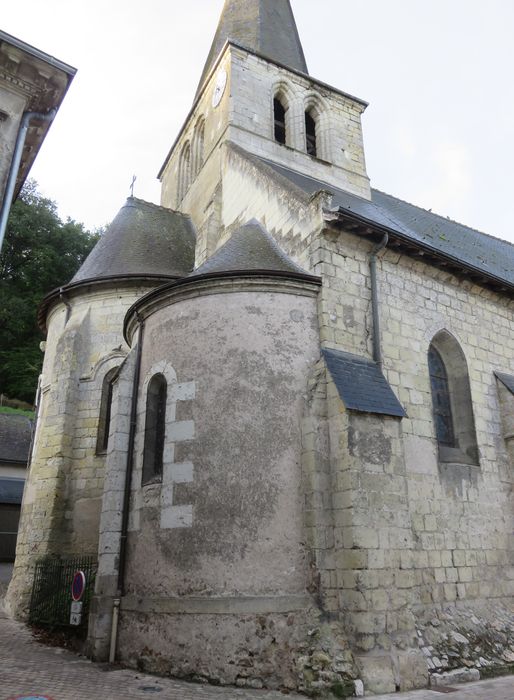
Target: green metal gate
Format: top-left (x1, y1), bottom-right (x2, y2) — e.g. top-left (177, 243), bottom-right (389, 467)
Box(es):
top-left (29, 555), bottom-right (97, 629)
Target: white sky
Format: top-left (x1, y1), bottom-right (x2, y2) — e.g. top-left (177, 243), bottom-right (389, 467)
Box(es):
top-left (2, 0), bottom-right (514, 242)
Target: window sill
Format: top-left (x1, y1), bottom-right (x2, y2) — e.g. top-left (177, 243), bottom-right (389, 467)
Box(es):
top-left (142, 477), bottom-right (162, 488)
top-left (438, 446), bottom-right (478, 467)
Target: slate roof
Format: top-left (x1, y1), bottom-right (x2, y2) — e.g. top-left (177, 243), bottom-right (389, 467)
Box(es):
top-left (190, 219), bottom-right (313, 278)
top-left (261, 158), bottom-right (514, 290)
top-left (494, 371), bottom-right (514, 394)
top-left (71, 198), bottom-right (196, 284)
top-left (197, 0), bottom-right (308, 97)
top-left (0, 478), bottom-right (25, 505)
top-left (323, 348), bottom-right (406, 418)
top-left (0, 413), bottom-right (32, 464)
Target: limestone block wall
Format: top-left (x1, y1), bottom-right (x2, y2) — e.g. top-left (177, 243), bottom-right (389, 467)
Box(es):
top-left (6, 284), bottom-right (150, 618)
top-left (88, 345), bottom-right (138, 658)
top-left (309, 225), bottom-right (514, 690)
top-left (221, 143), bottom-right (326, 271)
top-left (160, 49), bottom-right (232, 212)
top-left (160, 44), bottom-right (370, 215)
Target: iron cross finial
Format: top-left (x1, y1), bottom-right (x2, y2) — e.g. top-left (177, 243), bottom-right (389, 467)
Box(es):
top-left (129, 175), bottom-right (137, 197)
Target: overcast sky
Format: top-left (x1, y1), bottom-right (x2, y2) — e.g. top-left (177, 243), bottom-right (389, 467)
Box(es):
top-left (3, 0), bottom-right (514, 243)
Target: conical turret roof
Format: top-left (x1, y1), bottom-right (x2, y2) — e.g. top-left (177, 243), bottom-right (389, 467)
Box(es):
top-left (190, 219), bottom-right (309, 277)
top-left (71, 197), bottom-right (196, 284)
top-left (197, 0), bottom-right (308, 97)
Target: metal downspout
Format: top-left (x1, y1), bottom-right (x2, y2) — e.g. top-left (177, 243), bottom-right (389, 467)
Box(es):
top-left (370, 233), bottom-right (389, 368)
top-left (59, 287), bottom-right (72, 325)
top-left (0, 110), bottom-right (57, 251)
top-left (109, 315), bottom-right (145, 664)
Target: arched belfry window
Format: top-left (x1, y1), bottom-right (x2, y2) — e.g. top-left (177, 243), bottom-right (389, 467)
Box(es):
top-left (274, 96), bottom-right (287, 145)
top-left (96, 366), bottom-right (119, 455)
top-left (428, 346), bottom-right (455, 448)
top-left (142, 373), bottom-right (167, 485)
top-left (178, 141), bottom-right (191, 202)
top-left (305, 109), bottom-right (317, 157)
top-left (428, 331), bottom-right (478, 465)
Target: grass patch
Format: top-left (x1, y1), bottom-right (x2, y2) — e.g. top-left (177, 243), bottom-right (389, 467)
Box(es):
top-left (0, 406), bottom-right (35, 418)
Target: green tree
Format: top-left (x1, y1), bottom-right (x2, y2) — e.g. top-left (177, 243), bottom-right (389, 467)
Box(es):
top-left (0, 181), bottom-right (101, 402)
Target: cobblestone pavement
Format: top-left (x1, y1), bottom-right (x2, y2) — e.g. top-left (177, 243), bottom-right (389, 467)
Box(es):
top-left (0, 611), bottom-right (512, 700)
top-left (371, 676), bottom-right (514, 700)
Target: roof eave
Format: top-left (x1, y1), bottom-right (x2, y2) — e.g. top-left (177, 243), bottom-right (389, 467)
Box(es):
top-left (124, 268), bottom-right (322, 345)
top-left (37, 274), bottom-right (185, 334)
top-left (326, 208), bottom-right (514, 296)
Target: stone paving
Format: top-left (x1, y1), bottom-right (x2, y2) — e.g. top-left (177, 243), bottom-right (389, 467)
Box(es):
top-left (0, 610), bottom-right (512, 700)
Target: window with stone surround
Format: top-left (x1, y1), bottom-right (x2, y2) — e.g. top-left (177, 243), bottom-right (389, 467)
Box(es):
top-left (95, 366), bottom-right (119, 455)
top-left (428, 331), bottom-right (478, 465)
top-left (303, 95), bottom-right (329, 160)
top-left (142, 373), bottom-right (167, 485)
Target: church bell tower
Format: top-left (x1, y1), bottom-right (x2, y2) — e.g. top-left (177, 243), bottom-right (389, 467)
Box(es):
top-left (159, 0), bottom-right (371, 265)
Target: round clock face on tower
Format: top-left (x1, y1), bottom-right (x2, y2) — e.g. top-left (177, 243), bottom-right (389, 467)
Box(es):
top-left (212, 68), bottom-right (227, 108)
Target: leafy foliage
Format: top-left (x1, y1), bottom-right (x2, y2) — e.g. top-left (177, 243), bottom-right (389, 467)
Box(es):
top-left (0, 181), bottom-right (101, 402)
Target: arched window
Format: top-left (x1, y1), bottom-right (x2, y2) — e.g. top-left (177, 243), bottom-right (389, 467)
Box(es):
top-left (142, 373), bottom-right (167, 485)
top-left (192, 119), bottom-right (205, 176)
top-left (274, 96), bottom-right (287, 145)
top-left (428, 331), bottom-right (478, 464)
top-left (178, 141), bottom-right (191, 202)
top-left (305, 109), bottom-right (317, 157)
top-left (96, 366), bottom-right (119, 455)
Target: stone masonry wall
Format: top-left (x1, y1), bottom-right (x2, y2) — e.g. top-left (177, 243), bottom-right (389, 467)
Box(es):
top-left (6, 285), bottom-right (150, 618)
top-left (310, 224), bottom-right (514, 691)
top-left (227, 47), bottom-right (370, 200)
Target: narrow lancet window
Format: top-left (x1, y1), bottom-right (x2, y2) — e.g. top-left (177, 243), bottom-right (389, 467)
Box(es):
top-left (178, 142), bottom-right (191, 201)
top-left (428, 346), bottom-right (456, 447)
top-left (274, 98), bottom-right (287, 145)
top-left (142, 373), bottom-right (167, 485)
top-left (96, 367), bottom-right (119, 455)
top-left (305, 110), bottom-right (317, 157)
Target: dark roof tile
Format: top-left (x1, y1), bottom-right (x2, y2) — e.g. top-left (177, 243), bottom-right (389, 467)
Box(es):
top-left (197, 0), bottom-right (308, 96)
top-left (495, 371), bottom-right (514, 394)
top-left (0, 478), bottom-right (25, 505)
top-left (71, 198), bottom-right (196, 284)
top-left (261, 158), bottom-right (514, 289)
top-left (190, 219), bottom-right (311, 277)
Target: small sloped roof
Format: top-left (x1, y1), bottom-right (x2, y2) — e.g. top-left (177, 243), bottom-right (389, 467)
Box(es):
top-left (71, 198), bottom-right (196, 284)
top-left (495, 371), bottom-right (514, 394)
top-left (197, 0), bottom-right (308, 97)
top-left (260, 158), bottom-right (514, 290)
top-left (0, 413), bottom-right (32, 464)
top-left (323, 348), bottom-right (406, 418)
top-left (190, 219), bottom-right (311, 277)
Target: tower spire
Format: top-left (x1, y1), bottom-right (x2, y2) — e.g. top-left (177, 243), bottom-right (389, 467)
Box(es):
top-left (196, 0), bottom-right (308, 97)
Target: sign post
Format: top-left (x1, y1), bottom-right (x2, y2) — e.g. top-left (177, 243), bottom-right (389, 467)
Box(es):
top-left (70, 570), bottom-right (86, 626)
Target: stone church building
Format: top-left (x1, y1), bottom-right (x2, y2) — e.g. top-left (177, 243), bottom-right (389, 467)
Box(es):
top-left (6, 0), bottom-right (514, 695)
